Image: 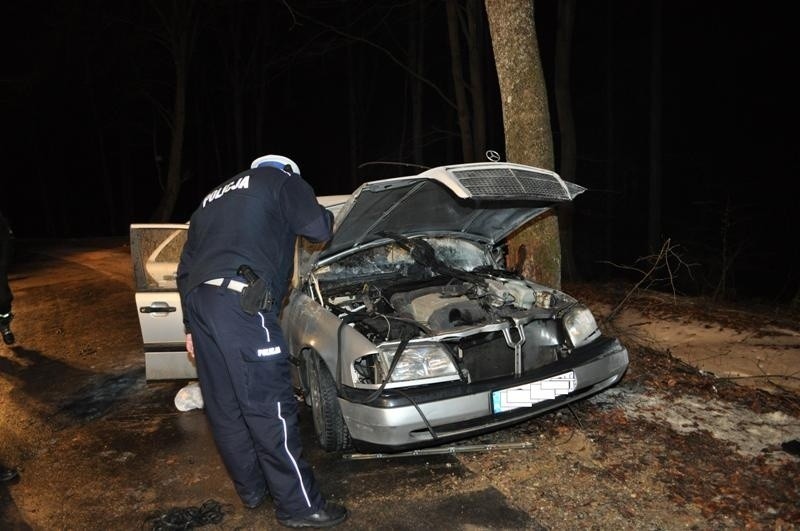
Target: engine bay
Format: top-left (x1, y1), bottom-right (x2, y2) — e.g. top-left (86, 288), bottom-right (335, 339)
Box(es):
top-left (312, 235), bottom-right (575, 343)
top-left (305, 235), bottom-right (585, 387)
top-left (323, 273), bottom-right (572, 342)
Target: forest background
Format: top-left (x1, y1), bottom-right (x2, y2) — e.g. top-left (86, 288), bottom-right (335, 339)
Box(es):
top-left (1, 0), bottom-right (797, 304)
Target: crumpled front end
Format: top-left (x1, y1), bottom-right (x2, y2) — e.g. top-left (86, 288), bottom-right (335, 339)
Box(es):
top-left (284, 234), bottom-right (629, 452)
top-left (340, 335), bottom-right (628, 451)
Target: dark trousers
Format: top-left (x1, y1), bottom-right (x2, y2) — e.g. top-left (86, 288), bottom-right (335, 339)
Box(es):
top-left (185, 283), bottom-right (324, 519)
top-left (0, 271), bottom-right (10, 316)
top-left (0, 225), bottom-right (12, 315)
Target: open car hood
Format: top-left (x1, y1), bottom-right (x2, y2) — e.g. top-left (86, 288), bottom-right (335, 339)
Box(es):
top-left (318, 162), bottom-right (585, 264)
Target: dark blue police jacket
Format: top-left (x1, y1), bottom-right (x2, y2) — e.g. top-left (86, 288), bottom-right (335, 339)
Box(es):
top-left (177, 165), bottom-right (333, 327)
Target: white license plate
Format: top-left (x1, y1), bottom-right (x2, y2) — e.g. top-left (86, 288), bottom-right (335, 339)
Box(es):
top-left (491, 371), bottom-right (577, 413)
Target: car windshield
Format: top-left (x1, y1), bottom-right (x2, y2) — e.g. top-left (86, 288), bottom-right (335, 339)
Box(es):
top-left (314, 237), bottom-right (491, 283)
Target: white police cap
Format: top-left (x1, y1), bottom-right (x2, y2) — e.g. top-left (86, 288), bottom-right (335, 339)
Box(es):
top-left (250, 154), bottom-right (301, 175)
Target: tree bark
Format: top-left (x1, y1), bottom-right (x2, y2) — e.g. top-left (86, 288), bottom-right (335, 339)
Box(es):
top-left (484, 0), bottom-right (553, 168)
top-left (485, 0), bottom-right (560, 288)
top-left (505, 210), bottom-right (561, 287)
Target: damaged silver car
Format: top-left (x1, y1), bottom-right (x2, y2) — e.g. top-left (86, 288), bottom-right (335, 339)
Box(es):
top-left (130, 162), bottom-right (629, 453)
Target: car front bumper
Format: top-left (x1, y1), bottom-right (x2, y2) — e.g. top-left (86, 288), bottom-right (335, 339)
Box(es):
top-left (339, 336), bottom-right (629, 452)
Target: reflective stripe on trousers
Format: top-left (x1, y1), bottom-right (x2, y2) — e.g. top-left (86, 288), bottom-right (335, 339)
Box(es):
top-left (185, 283), bottom-right (324, 518)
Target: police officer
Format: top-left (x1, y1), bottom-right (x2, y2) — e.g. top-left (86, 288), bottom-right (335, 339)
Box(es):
top-left (177, 155), bottom-right (347, 528)
top-left (0, 210), bottom-right (14, 345)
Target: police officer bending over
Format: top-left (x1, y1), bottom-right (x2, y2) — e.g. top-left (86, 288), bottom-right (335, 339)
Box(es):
top-left (177, 155), bottom-right (347, 528)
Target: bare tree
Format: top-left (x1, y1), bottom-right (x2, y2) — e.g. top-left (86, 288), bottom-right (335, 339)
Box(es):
top-left (465, 0), bottom-right (488, 160)
top-left (299, 3), bottom-right (490, 167)
top-left (485, 0), bottom-right (561, 288)
top-left (446, 0), bottom-right (474, 162)
top-left (484, 0), bottom-right (553, 168)
top-left (445, 0), bottom-right (490, 163)
top-left (149, 0), bottom-right (199, 223)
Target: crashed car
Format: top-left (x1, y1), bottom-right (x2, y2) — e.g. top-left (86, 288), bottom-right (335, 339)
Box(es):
top-left (130, 162), bottom-right (629, 453)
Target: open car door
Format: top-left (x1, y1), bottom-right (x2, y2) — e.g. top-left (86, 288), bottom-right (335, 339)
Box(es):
top-left (130, 224), bottom-right (197, 380)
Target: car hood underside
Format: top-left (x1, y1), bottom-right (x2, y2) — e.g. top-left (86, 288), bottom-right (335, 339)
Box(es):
top-left (319, 163), bottom-right (585, 263)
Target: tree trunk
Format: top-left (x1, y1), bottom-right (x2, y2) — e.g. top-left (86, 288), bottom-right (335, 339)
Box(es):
top-left (648, 0), bottom-right (663, 253)
top-left (555, 0), bottom-right (576, 182)
top-left (555, 0), bottom-right (578, 280)
top-left (484, 0), bottom-right (553, 169)
top-left (505, 210), bottom-right (561, 287)
top-left (466, 0), bottom-right (487, 160)
top-left (605, 0), bottom-right (616, 261)
top-left (446, 0), bottom-right (474, 162)
top-left (151, 54), bottom-right (188, 222)
top-left (485, 0), bottom-right (560, 288)
top-left (410, 0), bottom-right (425, 167)
top-left (150, 1), bottom-right (196, 223)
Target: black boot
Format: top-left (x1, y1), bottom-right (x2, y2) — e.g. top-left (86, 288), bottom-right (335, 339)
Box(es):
top-left (0, 313), bottom-right (13, 345)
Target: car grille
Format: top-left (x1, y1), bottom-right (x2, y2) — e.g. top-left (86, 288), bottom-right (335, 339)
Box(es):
top-left (457, 328), bottom-right (561, 382)
top-left (450, 166), bottom-right (585, 201)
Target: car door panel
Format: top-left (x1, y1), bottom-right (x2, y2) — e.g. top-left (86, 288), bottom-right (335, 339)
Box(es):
top-left (130, 223), bottom-right (197, 380)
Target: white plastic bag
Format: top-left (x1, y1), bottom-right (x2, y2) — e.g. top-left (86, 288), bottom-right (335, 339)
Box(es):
top-left (174, 381), bottom-right (204, 411)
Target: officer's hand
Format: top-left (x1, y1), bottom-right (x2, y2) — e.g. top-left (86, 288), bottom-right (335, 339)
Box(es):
top-left (186, 333), bottom-right (195, 362)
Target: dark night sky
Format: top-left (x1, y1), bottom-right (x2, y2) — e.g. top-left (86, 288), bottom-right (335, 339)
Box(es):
top-left (1, 1), bottom-right (798, 301)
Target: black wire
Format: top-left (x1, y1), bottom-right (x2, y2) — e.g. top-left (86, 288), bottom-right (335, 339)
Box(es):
top-left (394, 388), bottom-right (439, 440)
top-left (328, 277), bottom-right (450, 442)
top-left (336, 318), bottom-right (438, 438)
top-left (344, 336), bottom-right (411, 406)
top-left (566, 403), bottom-right (584, 430)
top-left (143, 499), bottom-right (230, 530)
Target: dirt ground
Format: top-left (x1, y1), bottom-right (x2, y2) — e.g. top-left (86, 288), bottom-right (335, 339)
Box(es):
top-left (0, 239), bottom-right (798, 530)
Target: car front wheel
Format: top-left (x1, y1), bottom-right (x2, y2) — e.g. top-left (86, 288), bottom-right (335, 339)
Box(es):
top-left (305, 351), bottom-right (351, 452)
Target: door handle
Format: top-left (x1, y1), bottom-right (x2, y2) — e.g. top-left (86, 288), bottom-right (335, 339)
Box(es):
top-left (140, 302), bottom-right (177, 313)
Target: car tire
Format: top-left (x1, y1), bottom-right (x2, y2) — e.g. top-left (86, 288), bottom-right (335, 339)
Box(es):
top-left (306, 351), bottom-right (351, 452)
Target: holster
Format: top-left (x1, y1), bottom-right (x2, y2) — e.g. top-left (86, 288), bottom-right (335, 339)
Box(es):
top-left (237, 265), bottom-right (273, 315)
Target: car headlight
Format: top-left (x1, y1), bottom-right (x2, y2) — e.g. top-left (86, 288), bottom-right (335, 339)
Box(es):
top-left (563, 305), bottom-right (600, 347)
top-left (377, 342), bottom-right (459, 383)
